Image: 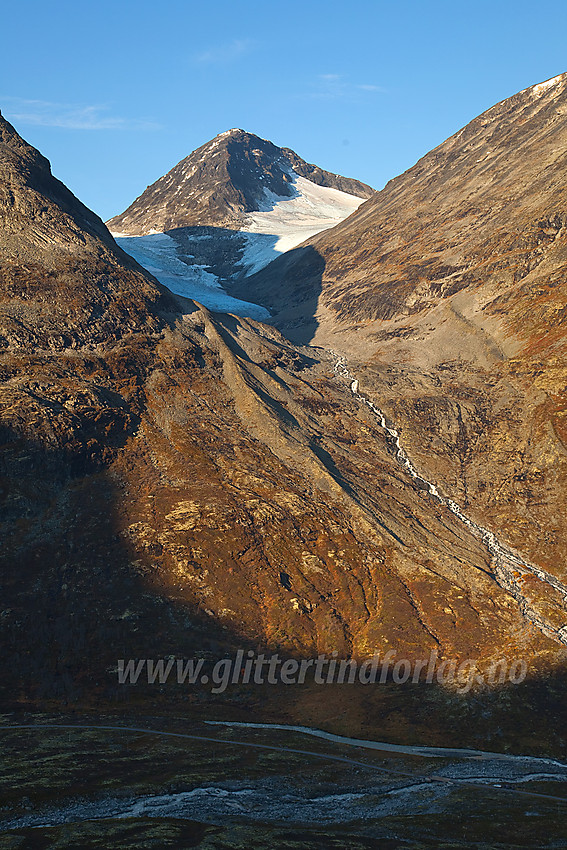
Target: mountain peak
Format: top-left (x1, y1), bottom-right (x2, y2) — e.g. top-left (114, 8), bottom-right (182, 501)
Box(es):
top-left (107, 130), bottom-right (374, 235)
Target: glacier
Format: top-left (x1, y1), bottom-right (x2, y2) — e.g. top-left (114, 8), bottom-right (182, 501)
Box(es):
top-left (112, 175), bottom-right (365, 320)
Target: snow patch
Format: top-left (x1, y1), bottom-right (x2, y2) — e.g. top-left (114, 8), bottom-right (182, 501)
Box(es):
top-left (240, 174), bottom-right (365, 274)
top-left (113, 232), bottom-right (270, 319)
top-left (530, 75), bottom-right (564, 97)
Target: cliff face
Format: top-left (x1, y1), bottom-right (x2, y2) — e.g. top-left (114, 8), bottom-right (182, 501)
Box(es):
top-left (1, 111), bottom-right (566, 741)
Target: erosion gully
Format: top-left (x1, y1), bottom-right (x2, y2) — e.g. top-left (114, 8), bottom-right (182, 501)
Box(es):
top-left (331, 354), bottom-right (567, 647)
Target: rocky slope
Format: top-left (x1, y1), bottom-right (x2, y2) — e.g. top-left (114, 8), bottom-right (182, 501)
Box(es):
top-left (105, 130), bottom-right (373, 314)
top-left (240, 73), bottom-right (567, 599)
top-left (1, 110), bottom-right (566, 748)
top-left (239, 73), bottom-right (567, 344)
top-left (0, 110), bottom-right (178, 351)
top-left (107, 129), bottom-right (374, 234)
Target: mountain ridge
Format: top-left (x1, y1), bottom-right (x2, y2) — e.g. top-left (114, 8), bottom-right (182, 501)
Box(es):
top-left (0, 109), bottom-right (177, 351)
top-left (233, 71), bottom-right (567, 606)
top-left (241, 71), bottom-right (567, 345)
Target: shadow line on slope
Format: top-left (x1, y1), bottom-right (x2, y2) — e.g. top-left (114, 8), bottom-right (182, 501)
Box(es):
top-left (229, 245), bottom-right (326, 345)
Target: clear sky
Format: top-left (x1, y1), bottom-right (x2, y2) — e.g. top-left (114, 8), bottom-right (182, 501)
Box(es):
top-left (2, 0), bottom-right (566, 222)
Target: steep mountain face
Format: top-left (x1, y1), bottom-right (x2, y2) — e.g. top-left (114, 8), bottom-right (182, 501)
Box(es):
top-left (107, 129), bottom-right (374, 234)
top-left (3, 113), bottom-right (566, 740)
top-left (0, 111), bottom-right (176, 351)
top-left (240, 73), bottom-right (567, 595)
top-left (247, 73), bottom-right (567, 340)
top-left (105, 130), bottom-right (373, 317)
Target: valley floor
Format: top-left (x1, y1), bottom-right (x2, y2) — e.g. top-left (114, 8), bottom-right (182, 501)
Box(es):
top-left (1, 716), bottom-right (567, 848)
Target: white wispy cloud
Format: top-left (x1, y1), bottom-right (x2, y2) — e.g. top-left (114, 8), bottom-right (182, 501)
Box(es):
top-left (1, 98), bottom-right (161, 131)
top-left (193, 38), bottom-right (253, 65)
top-left (307, 74), bottom-right (386, 100)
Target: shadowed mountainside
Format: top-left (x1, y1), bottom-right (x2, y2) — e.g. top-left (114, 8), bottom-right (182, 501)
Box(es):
top-left (1, 109), bottom-right (567, 752)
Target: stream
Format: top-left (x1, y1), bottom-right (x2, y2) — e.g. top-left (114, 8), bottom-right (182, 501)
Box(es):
top-left (331, 355), bottom-right (567, 647)
top-left (1, 721), bottom-right (566, 831)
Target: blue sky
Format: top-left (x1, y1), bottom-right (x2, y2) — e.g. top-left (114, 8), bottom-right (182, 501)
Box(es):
top-left (2, 0), bottom-right (566, 221)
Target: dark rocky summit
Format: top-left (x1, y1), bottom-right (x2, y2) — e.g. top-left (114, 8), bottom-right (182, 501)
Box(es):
top-left (107, 129), bottom-right (374, 235)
